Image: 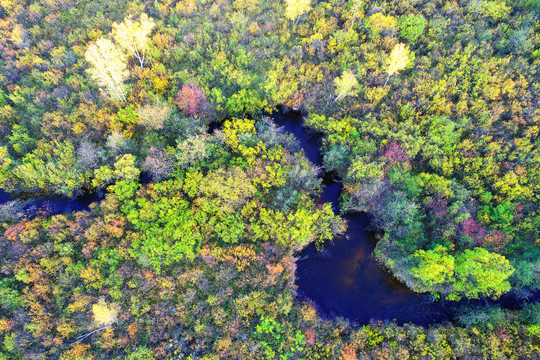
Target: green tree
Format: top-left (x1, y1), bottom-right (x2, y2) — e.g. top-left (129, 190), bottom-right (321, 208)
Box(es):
top-left (7, 125), bottom-right (35, 155)
top-left (398, 14), bottom-right (426, 43)
top-left (125, 181), bottom-right (203, 273)
top-left (11, 141), bottom-right (84, 196)
top-left (0, 146), bottom-right (12, 189)
top-left (92, 154), bottom-right (140, 188)
top-left (410, 245), bottom-right (455, 293)
top-left (450, 248), bottom-right (514, 300)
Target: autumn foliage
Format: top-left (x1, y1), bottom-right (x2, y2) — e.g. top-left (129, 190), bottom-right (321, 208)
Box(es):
top-left (0, 0), bottom-right (539, 358)
top-left (174, 83), bottom-right (211, 118)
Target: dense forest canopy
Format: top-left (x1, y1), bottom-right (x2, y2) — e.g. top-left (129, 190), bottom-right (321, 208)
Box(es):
top-left (0, 0), bottom-right (539, 358)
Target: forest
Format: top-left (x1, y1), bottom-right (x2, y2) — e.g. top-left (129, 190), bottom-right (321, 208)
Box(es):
top-left (0, 0), bottom-right (539, 358)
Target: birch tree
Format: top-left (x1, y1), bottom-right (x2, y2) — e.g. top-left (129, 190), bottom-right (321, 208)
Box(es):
top-left (349, 0), bottom-right (362, 32)
top-left (112, 14), bottom-right (155, 70)
top-left (334, 71), bottom-right (358, 102)
top-left (384, 43), bottom-right (410, 89)
top-left (85, 38), bottom-right (128, 103)
top-left (285, 0), bottom-right (312, 26)
top-left (75, 298), bottom-right (119, 342)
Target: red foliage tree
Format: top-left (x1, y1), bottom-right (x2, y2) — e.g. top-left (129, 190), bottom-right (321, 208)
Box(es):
top-left (174, 83), bottom-right (210, 118)
top-left (479, 230), bottom-right (509, 251)
top-left (304, 328), bottom-right (316, 346)
top-left (461, 217), bottom-right (487, 245)
top-left (383, 141), bottom-right (410, 164)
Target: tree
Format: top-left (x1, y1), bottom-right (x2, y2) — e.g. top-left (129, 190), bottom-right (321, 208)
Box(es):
top-left (11, 24), bottom-right (29, 49)
top-left (92, 298), bottom-right (119, 328)
top-left (176, 134), bottom-right (210, 168)
top-left (85, 38), bottom-right (128, 103)
top-left (450, 248), bottom-right (514, 300)
top-left (92, 154), bottom-right (140, 188)
top-left (398, 14), bottom-right (426, 43)
top-left (285, 0), bottom-right (312, 26)
top-left (365, 13), bottom-right (397, 39)
top-left (334, 71), bottom-right (358, 102)
top-left (75, 298), bottom-right (119, 343)
top-left (384, 43), bottom-right (410, 89)
top-left (410, 245), bottom-right (455, 292)
top-left (125, 181), bottom-right (203, 272)
top-left (11, 141), bottom-right (85, 196)
top-left (137, 99), bottom-right (172, 130)
top-left (348, 0), bottom-right (362, 32)
top-left (198, 167), bottom-right (257, 213)
top-left (0, 146), bottom-right (12, 188)
top-left (113, 154), bottom-right (140, 182)
top-left (174, 83), bottom-right (211, 118)
top-left (112, 14), bottom-right (155, 70)
top-left (323, 145), bottom-right (350, 173)
top-left (8, 124), bottom-right (35, 155)
top-left (77, 140), bottom-right (102, 170)
top-left (143, 147), bottom-right (174, 181)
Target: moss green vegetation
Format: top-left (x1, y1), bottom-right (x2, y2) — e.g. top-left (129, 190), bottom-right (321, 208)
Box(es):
top-left (0, 0), bottom-right (539, 358)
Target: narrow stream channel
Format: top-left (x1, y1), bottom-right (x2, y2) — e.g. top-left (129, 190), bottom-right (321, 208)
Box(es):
top-left (0, 189), bottom-right (104, 218)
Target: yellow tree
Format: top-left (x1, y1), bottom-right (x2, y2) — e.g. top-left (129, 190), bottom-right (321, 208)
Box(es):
top-left (92, 298), bottom-right (119, 328)
top-left (285, 0), bottom-right (312, 26)
top-left (112, 13), bottom-right (155, 70)
top-left (334, 71), bottom-right (358, 102)
top-left (75, 298), bottom-right (119, 342)
top-left (410, 245), bottom-right (455, 294)
top-left (384, 43), bottom-right (410, 89)
top-left (85, 38), bottom-right (128, 103)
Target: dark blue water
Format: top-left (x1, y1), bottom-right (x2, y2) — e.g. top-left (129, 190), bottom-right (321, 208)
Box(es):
top-left (0, 189), bottom-right (104, 218)
top-left (0, 190), bottom-right (9, 204)
top-left (273, 110), bottom-right (321, 166)
top-left (275, 110), bottom-right (539, 326)
top-left (296, 214), bottom-right (453, 325)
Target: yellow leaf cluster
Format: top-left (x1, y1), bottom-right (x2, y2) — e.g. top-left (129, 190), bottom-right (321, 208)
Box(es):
top-left (224, 245), bottom-right (258, 271)
top-left (112, 14), bottom-right (155, 68)
top-left (367, 13), bottom-right (397, 35)
top-left (334, 71), bottom-right (358, 101)
top-left (92, 298), bottom-right (119, 328)
top-left (85, 38), bottom-right (128, 102)
top-left (387, 43), bottom-right (410, 77)
top-left (285, 0), bottom-right (312, 23)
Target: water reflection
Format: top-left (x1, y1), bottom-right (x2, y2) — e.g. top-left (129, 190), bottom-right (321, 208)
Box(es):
top-left (0, 189), bottom-right (104, 218)
top-left (295, 211), bottom-right (450, 325)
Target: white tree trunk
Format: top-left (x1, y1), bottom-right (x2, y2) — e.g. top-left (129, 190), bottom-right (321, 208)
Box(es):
top-left (383, 74), bottom-right (391, 90)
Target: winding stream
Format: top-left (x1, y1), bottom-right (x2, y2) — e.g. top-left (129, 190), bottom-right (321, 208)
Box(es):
top-left (273, 110), bottom-right (539, 326)
top-left (1, 111), bottom-right (538, 326)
